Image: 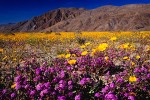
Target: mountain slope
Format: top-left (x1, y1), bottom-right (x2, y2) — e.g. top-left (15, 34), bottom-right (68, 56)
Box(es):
top-left (0, 8), bottom-right (86, 33)
top-left (0, 4), bottom-right (150, 33)
top-left (43, 4), bottom-right (150, 32)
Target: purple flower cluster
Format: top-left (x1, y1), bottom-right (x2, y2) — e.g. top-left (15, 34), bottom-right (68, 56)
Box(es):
top-left (0, 49), bottom-right (150, 100)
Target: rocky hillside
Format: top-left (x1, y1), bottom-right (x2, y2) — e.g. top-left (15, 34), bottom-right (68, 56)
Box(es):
top-left (1, 4), bottom-right (150, 32)
top-left (0, 8), bottom-right (87, 33)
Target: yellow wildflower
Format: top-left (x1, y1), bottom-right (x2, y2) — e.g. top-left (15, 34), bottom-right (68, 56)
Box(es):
top-left (2, 55), bottom-right (7, 61)
top-left (131, 47), bottom-right (136, 51)
top-left (136, 55), bottom-right (140, 59)
top-left (145, 46), bottom-right (150, 51)
top-left (81, 51), bottom-right (88, 56)
top-left (91, 49), bottom-right (96, 56)
top-left (131, 62), bottom-right (135, 66)
top-left (119, 43), bottom-right (130, 49)
top-left (68, 60), bottom-right (76, 65)
top-left (13, 58), bottom-right (17, 61)
top-left (11, 83), bottom-right (16, 88)
top-left (123, 56), bottom-right (129, 60)
top-left (65, 54), bottom-right (71, 59)
top-left (80, 45), bottom-right (86, 49)
top-left (85, 42), bottom-right (91, 46)
top-left (105, 56), bottom-right (109, 61)
top-left (129, 76), bottom-right (137, 82)
top-left (130, 44), bottom-right (134, 48)
top-left (129, 92), bottom-right (136, 96)
top-left (97, 43), bottom-right (108, 51)
top-left (57, 54), bottom-right (65, 58)
top-left (123, 43), bottom-right (130, 49)
top-left (66, 49), bottom-right (69, 52)
top-left (0, 48), bottom-right (3, 53)
top-left (72, 54), bottom-right (76, 57)
top-left (110, 37), bottom-right (117, 41)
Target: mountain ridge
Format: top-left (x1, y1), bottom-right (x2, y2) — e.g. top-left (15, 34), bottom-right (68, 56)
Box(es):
top-left (0, 4), bottom-right (150, 33)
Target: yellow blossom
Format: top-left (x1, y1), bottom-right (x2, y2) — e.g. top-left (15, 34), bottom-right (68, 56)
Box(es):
top-left (129, 76), bottom-right (137, 82)
top-left (123, 56), bottom-right (129, 60)
top-left (85, 42), bottom-right (91, 46)
top-left (81, 51), bottom-right (88, 56)
top-left (130, 92), bottom-right (137, 96)
top-left (57, 54), bottom-right (65, 58)
top-left (68, 60), bottom-right (76, 65)
top-left (136, 55), bottom-right (140, 59)
top-left (13, 58), bottom-right (17, 61)
top-left (131, 62), bottom-right (135, 66)
top-left (0, 48), bottom-right (3, 53)
top-left (80, 45), bottom-right (86, 49)
top-left (66, 49), bottom-right (69, 52)
top-left (65, 54), bottom-right (71, 59)
top-left (72, 54), bottom-right (76, 57)
top-left (2, 55), bottom-right (7, 61)
top-left (119, 43), bottom-right (130, 49)
top-left (110, 37), bottom-right (117, 41)
top-left (97, 43), bottom-right (108, 51)
top-left (145, 46), bottom-right (150, 51)
top-left (11, 83), bottom-right (16, 88)
top-left (105, 56), bottom-right (109, 61)
top-left (91, 49), bottom-right (96, 56)
top-left (123, 43), bottom-right (130, 49)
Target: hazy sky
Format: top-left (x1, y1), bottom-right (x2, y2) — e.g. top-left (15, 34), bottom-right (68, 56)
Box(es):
top-left (0, 0), bottom-right (150, 24)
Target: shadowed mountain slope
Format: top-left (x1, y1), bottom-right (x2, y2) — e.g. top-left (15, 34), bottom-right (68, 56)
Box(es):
top-left (0, 4), bottom-right (150, 32)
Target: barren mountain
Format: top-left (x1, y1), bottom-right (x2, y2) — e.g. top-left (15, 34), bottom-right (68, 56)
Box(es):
top-left (0, 8), bottom-right (87, 33)
top-left (1, 4), bottom-right (150, 33)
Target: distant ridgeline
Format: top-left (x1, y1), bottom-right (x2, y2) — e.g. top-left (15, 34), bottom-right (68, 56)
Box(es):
top-left (0, 4), bottom-right (150, 33)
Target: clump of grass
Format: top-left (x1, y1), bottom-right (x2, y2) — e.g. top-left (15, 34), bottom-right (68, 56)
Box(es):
top-left (76, 37), bottom-right (86, 45)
